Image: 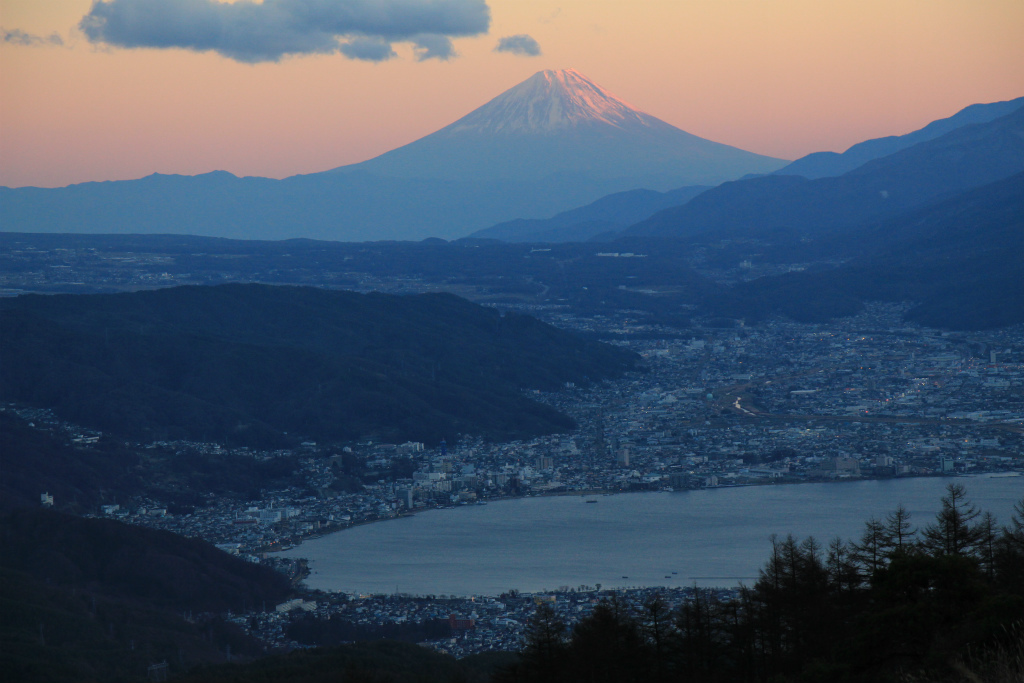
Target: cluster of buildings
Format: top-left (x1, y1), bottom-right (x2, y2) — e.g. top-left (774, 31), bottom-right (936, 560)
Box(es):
top-left (232, 584), bottom-right (735, 657)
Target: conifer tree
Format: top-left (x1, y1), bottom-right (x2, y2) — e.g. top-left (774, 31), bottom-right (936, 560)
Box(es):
top-left (852, 517), bottom-right (888, 575)
top-left (641, 594), bottom-right (674, 681)
top-left (520, 602), bottom-right (567, 683)
top-left (884, 503), bottom-right (916, 555)
top-left (826, 537), bottom-right (860, 593)
top-left (569, 600), bottom-right (646, 683)
top-left (921, 483), bottom-right (984, 557)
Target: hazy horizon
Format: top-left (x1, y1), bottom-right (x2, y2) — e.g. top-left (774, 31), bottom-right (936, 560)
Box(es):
top-left (2, 0), bottom-right (1022, 189)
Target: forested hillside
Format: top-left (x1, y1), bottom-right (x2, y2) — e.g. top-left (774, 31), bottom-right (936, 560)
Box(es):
top-left (0, 284), bottom-right (639, 446)
top-left (0, 508), bottom-right (292, 682)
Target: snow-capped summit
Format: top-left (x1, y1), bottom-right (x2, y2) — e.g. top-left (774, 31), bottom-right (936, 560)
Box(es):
top-left (444, 69), bottom-right (650, 134)
top-left (330, 68), bottom-right (784, 190)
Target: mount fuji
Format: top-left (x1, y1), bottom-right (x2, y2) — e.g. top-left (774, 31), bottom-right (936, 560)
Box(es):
top-left (0, 69), bottom-right (785, 241)
top-left (327, 69), bottom-right (785, 189)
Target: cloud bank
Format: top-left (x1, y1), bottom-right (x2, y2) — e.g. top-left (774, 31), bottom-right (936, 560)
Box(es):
top-left (79, 0), bottom-right (491, 63)
top-left (412, 34), bottom-right (456, 61)
top-left (2, 28), bottom-right (64, 47)
top-left (339, 37), bottom-right (396, 62)
top-left (494, 34), bottom-right (540, 57)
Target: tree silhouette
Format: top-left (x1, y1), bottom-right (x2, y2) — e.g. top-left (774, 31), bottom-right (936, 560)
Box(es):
top-left (884, 503), bottom-right (916, 555)
top-left (921, 483), bottom-right (984, 557)
top-left (497, 488), bottom-right (1024, 683)
top-left (520, 603), bottom-right (567, 683)
top-left (640, 594), bottom-right (674, 681)
top-left (569, 600), bottom-right (646, 683)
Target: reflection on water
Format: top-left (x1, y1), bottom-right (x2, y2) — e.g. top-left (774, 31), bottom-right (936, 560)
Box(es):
top-left (282, 475), bottom-right (1022, 596)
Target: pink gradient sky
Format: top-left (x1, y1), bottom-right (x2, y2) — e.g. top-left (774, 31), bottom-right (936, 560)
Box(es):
top-left (2, 0), bottom-right (1022, 188)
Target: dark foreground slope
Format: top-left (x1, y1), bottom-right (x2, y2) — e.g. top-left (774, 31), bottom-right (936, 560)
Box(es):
top-left (1, 508), bottom-right (291, 612)
top-left (0, 284), bottom-right (638, 446)
top-left (178, 642), bottom-right (515, 683)
top-left (0, 507), bottom-right (291, 683)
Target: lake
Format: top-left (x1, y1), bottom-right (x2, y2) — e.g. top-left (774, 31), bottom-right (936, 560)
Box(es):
top-left (282, 474), bottom-right (1023, 596)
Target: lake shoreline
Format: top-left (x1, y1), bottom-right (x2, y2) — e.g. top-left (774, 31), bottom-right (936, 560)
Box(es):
top-left (277, 471), bottom-right (1015, 552)
top-left (280, 473), bottom-right (1023, 597)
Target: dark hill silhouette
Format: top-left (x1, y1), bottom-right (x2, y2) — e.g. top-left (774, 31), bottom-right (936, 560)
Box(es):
top-left (1, 508), bottom-right (291, 613)
top-left (0, 284), bottom-right (638, 446)
top-left (0, 507), bottom-right (291, 682)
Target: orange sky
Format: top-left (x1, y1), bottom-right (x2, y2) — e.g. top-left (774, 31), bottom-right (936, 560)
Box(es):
top-left (2, 0), bottom-right (1022, 188)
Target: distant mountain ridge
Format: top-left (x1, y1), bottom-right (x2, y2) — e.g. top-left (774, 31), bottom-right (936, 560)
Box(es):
top-left (468, 185), bottom-right (711, 243)
top-left (466, 93), bottom-right (1023, 244)
top-left (0, 69), bottom-right (782, 241)
top-left (621, 104), bottom-right (1024, 240)
top-left (776, 95), bottom-right (1024, 179)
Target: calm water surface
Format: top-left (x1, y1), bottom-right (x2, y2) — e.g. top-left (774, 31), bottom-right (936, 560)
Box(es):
top-left (282, 475), bottom-right (1023, 595)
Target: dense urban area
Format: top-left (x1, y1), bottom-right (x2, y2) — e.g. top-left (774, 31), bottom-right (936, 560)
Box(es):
top-left (9, 280), bottom-right (1023, 657)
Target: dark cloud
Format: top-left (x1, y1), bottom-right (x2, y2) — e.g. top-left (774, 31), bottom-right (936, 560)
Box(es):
top-left (412, 34), bottom-right (455, 61)
top-left (494, 34), bottom-right (541, 57)
top-left (2, 28), bottom-right (64, 47)
top-left (339, 37), bottom-right (396, 62)
top-left (79, 0), bottom-right (490, 64)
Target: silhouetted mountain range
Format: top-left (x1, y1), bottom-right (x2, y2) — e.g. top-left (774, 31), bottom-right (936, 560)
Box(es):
top-left (464, 94), bottom-right (1022, 246)
top-left (0, 70), bottom-right (782, 242)
top-left (619, 104), bottom-right (1024, 240)
top-left (0, 284), bottom-right (638, 446)
top-left (776, 96), bottom-right (1024, 179)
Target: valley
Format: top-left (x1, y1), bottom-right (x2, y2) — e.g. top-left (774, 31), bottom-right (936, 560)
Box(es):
top-left (2, 47), bottom-right (1022, 682)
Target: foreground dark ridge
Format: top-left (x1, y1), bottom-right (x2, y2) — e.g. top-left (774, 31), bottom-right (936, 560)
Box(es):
top-left (0, 507), bottom-right (291, 683)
